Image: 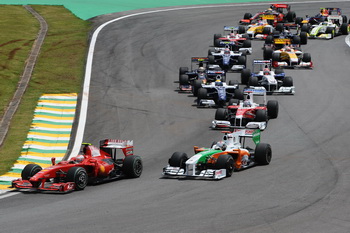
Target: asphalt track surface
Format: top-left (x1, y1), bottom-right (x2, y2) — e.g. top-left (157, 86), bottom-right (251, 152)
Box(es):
top-left (1, 1), bottom-right (350, 232)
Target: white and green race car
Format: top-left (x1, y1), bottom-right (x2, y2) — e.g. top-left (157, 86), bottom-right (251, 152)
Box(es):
top-left (302, 15), bottom-right (349, 39)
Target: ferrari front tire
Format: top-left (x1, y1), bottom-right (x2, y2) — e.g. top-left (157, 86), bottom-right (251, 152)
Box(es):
top-left (21, 164), bottom-right (42, 180)
top-left (66, 167), bottom-right (88, 190)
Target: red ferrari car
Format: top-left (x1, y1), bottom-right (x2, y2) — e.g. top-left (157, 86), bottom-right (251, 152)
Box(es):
top-left (239, 4), bottom-right (298, 26)
top-left (12, 139), bottom-right (142, 193)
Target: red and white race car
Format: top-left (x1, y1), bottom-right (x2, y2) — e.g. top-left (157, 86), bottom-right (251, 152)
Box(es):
top-left (12, 139), bottom-right (143, 193)
top-left (212, 87), bottom-right (278, 130)
top-left (240, 4), bottom-right (298, 26)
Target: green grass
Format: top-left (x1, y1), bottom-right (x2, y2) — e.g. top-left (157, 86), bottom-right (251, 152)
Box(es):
top-left (0, 5), bottom-right (91, 175)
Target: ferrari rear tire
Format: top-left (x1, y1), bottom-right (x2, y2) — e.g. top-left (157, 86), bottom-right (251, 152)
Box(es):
top-left (123, 155), bottom-right (143, 178)
top-left (215, 154), bottom-right (234, 177)
top-left (66, 167), bottom-right (88, 190)
top-left (215, 108), bottom-right (228, 120)
top-left (21, 164), bottom-right (42, 180)
top-left (169, 152), bottom-right (188, 168)
top-left (254, 143), bottom-right (272, 165)
top-left (267, 100), bottom-right (279, 119)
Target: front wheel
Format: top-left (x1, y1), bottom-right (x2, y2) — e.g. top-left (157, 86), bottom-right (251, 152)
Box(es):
top-left (66, 167), bottom-right (88, 191)
top-left (215, 108), bottom-right (228, 120)
top-left (123, 155), bottom-right (143, 178)
top-left (215, 154), bottom-right (234, 177)
top-left (169, 152), bottom-right (188, 168)
top-left (21, 164), bottom-right (42, 180)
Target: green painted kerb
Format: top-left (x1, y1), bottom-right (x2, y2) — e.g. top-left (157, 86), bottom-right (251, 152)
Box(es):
top-left (0, 0), bottom-right (279, 20)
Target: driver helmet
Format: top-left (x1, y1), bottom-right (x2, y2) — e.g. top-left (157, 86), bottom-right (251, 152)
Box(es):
top-left (263, 66), bottom-right (270, 75)
top-left (75, 155), bottom-right (85, 163)
top-left (198, 67), bottom-right (205, 73)
top-left (215, 79), bottom-right (223, 86)
top-left (224, 48), bottom-right (230, 55)
top-left (214, 141), bottom-right (227, 151)
top-left (243, 100), bottom-right (251, 107)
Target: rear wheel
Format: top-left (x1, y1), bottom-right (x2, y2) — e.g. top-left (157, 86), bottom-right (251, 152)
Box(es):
top-left (242, 40), bottom-right (251, 48)
top-left (169, 152), bottom-right (188, 168)
top-left (241, 69), bottom-right (251, 85)
top-left (265, 35), bottom-right (273, 44)
top-left (292, 36), bottom-right (301, 45)
top-left (254, 143), bottom-right (272, 165)
top-left (234, 89), bottom-right (244, 100)
top-left (275, 23), bottom-right (284, 33)
top-left (272, 53), bottom-right (280, 62)
top-left (340, 23), bottom-right (349, 35)
top-left (215, 154), bottom-right (234, 177)
top-left (21, 164), bottom-right (42, 180)
top-left (238, 25), bottom-right (246, 34)
top-left (243, 13), bottom-right (252, 19)
top-left (237, 56), bottom-right (246, 66)
top-left (179, 67), bottom-right (188, 76)
top-left (66, 167), bottom-right (88, 190)
top-left (248, 76), bottom-right (259, 86)
top-left (192, 80), bottom-right (202, 97)
top-left (300, 31), bottom-right (308, 45)
top-left (263, 47), bottom-right (273, 60)
top-left (267, 100), bottom-right (279, 119)
top-left (123, 155), bottom-right (143, 178)
top-left (215, 108), bottom-right (228, 120)
top-left (286, 11), bottom-right (296, 22)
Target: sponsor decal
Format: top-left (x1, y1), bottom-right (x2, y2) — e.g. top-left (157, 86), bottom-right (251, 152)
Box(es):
top-left (252, 129), bottom-right (261, 145)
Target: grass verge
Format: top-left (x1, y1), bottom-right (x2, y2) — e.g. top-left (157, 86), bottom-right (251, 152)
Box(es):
top-left (0, 5), bottom-right (91, 175)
